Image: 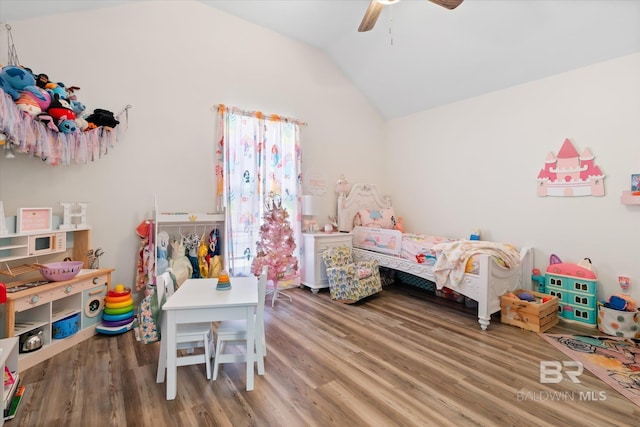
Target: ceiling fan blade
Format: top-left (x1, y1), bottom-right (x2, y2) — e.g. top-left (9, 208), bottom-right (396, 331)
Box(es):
top-left (358, 1), bottom-right (384, 32)
top-left (428, 0), bottom-right (464, 10)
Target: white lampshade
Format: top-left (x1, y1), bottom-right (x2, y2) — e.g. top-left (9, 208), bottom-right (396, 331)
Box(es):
top-left (302, 195), bottom-right (318, 216)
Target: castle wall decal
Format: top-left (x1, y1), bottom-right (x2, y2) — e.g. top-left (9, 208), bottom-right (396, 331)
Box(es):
top-left (537, 138), bottom-right (605, 197)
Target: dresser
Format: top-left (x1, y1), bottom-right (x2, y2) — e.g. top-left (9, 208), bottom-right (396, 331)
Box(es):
top-left (301, 232), bottom-right (352, 293)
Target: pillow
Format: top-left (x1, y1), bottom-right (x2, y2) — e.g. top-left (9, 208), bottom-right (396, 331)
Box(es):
top-left (357, 208), bottom-right (397, 229)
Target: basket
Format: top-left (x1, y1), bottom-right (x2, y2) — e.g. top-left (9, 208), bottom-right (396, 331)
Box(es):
top-left (597, 303), bottom-right (640, 338)
top-left (38, 261), bottom-right (83, 281)
top-left (52, 313), bottom-right (80, 339)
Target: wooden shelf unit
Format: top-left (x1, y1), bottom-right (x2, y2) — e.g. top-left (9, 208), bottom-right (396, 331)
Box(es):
top-left (2, 268), bottom-right (112, 372)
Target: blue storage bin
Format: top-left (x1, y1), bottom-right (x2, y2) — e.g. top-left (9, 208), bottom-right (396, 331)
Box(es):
top-left (52, 313), bottom-right (80, 339)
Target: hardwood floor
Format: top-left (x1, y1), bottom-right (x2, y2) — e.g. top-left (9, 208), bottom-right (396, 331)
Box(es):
top-left (10, 283), bottom-right (640, 427)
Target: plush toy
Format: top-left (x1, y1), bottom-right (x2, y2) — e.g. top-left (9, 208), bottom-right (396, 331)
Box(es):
top-left (609, 294), bottom-right (636, 311)
top-left (15, 85), bottom-right (51, 117)
top-left (48, 95), bottom-right (77, 133)
top-left (36, 113), bottom-right (60, 131)
top-left (46, 82), bottom-right (67, 100)
top-left (35, 73), bottom-right (50, 89)
top-left (0, 65), bottom-right (35, 100)
top-left (393, 216), bottom-right (405, 233)
top-left (86, 108), bottom-right (119, 130)
top-left (517, 291), bottom-right (536, 302)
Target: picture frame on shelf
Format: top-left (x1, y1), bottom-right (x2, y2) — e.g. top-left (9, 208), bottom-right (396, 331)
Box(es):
top-left (17, 208), bottom-right (52, 234)
top-left (632, 174), bottom-right (640, 192)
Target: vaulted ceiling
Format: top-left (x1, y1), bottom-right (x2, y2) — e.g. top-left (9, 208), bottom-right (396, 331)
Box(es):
top-left (2, 0), bottom-right (639, 119)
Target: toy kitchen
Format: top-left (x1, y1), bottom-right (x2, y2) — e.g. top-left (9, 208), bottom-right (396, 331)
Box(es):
top-left (0, 202), bottom-right (114, 371)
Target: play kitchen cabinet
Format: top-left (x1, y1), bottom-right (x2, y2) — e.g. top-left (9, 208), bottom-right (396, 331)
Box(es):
top-left (1, 268), bottom-right (112, 371)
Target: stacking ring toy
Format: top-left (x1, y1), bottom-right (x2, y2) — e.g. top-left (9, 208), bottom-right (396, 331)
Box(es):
top-left (104, 305), bottom-right (134, 315)
top-left (102, 311), bottom-right (134, 322)
top-left (108, 289), bottom-right (131, 298)
top-left (101, 318), bottom-right (134, 327)
top-left (105, 294), bottom-right (132, 304)
top-left (96, 320), bottom-right (134, 335)
top-left (104, 299), bottom-right (133, 309)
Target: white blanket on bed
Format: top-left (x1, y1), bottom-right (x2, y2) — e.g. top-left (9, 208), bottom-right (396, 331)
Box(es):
top-left (431, 240), bottom-right (521, 289)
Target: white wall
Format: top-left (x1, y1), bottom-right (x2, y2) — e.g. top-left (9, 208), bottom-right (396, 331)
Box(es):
top-left (0, 1), bottom-right (386, 287)
top-left (385, 53), bottom-right (640, 301)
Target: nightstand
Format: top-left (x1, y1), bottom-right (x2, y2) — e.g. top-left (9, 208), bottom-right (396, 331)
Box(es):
top-left (301, 232), bottom-right (352, 294)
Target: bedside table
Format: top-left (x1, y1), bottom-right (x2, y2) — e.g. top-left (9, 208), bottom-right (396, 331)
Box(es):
top-left (301, 232), bottom-right (352, 293)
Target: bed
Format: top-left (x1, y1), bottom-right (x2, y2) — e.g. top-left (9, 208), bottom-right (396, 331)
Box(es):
top-left (337, 183), bottom-right (534, 330)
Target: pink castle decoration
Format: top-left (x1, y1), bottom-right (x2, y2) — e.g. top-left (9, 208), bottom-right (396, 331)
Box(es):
top-left (537, 138), bottom-right (605, 197)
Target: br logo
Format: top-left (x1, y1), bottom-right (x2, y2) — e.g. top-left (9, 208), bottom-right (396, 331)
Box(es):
top-left (540, 361), bottom-right (583, 383)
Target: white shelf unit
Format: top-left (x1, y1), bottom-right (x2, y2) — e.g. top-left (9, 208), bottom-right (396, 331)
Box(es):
top-left (153, 209), bottom-right (225, 282)
top-left (0, 337), bottom-right (19, 425)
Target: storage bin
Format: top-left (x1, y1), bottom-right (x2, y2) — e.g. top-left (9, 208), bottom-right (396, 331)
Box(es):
top-left (597, 303), bottom-right (640, 338)
top-left (501, 289), bottom-right (558, 333)
top-left (52, 313), bottom-right (80, 339)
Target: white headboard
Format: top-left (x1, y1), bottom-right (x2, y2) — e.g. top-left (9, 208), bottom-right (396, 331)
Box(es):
top-left (337, 183), bottom-right (392, 232)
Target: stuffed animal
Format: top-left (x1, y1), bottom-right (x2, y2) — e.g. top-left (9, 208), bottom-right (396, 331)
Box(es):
top-left (46, 82), bottom-right (67, 100)
top-left (0, 65), bottom-right (35, 100)
top-left (35, 73), bottom-right (48, 88)
top-left (15, 85), bottom-right (51, 117)
top-left (48, 95), bottom-right (77, 133)
top-left (86, 108), bottom-right (119, 130)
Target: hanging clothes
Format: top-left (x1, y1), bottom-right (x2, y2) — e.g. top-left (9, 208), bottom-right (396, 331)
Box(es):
top-left (135, 220), bottom-right (155, 293)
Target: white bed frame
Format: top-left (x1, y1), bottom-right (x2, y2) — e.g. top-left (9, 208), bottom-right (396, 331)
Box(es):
top-left (337, 183), bottom-right (534, 330)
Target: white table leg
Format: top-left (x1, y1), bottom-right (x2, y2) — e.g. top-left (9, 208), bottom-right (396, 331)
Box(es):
top-left (245, 306), bottom-right (255, 391)
top-left (166, 311), bottom-right (177, 400)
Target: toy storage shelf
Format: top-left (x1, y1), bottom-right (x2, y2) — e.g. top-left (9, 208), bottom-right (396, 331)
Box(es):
top-left (620, 191), bottom-right (640, 205)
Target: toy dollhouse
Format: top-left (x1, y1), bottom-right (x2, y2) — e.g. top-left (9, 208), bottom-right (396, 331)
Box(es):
top-left (538, 256), bottom-right (598, 326)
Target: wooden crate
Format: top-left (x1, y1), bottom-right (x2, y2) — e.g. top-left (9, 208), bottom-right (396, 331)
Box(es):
top-left (501, 289), bottom-right (559, 333)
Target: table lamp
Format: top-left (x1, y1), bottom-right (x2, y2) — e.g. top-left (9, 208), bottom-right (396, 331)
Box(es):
top-left (302, 195), bottom-right (318, 232)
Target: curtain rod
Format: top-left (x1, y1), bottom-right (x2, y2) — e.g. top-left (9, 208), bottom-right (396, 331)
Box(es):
top-left (214, 104), bottom-right (308, 127)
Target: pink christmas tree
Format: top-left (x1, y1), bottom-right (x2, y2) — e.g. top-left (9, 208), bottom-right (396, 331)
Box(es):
top-left (251, 194), bottom-right (299, 283)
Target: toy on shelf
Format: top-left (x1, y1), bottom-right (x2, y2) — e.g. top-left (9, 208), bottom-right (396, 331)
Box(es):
top-left (96, 284), bottom-right (134, 335)
top-left (533, 254), bottom-right (598, 326)
top-left (59, 202), bottom-right (88, 230)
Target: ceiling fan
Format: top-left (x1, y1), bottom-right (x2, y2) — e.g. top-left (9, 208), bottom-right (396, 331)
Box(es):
top-left (358, 0), bottom-right (464, 32)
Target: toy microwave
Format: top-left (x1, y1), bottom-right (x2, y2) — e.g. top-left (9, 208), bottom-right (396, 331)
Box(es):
top-left (28, 232), bottom-right (66, 256)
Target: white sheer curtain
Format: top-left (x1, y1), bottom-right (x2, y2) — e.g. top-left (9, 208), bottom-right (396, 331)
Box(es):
top-left (214, 105), bottom-right (303, 277)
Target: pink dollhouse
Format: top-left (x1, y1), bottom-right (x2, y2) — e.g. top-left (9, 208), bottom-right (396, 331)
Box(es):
top-left (537, 138), bottom-right (605, 197)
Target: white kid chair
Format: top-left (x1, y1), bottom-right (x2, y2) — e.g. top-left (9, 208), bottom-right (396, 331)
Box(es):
top-left (212, 266), bottom-right (268, 380)
top-left (156, 269), bottom-right (214, 383)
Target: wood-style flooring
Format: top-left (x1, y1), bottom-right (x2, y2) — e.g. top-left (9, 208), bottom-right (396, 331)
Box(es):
top-left (9, 283), bottom-right (640, 427)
